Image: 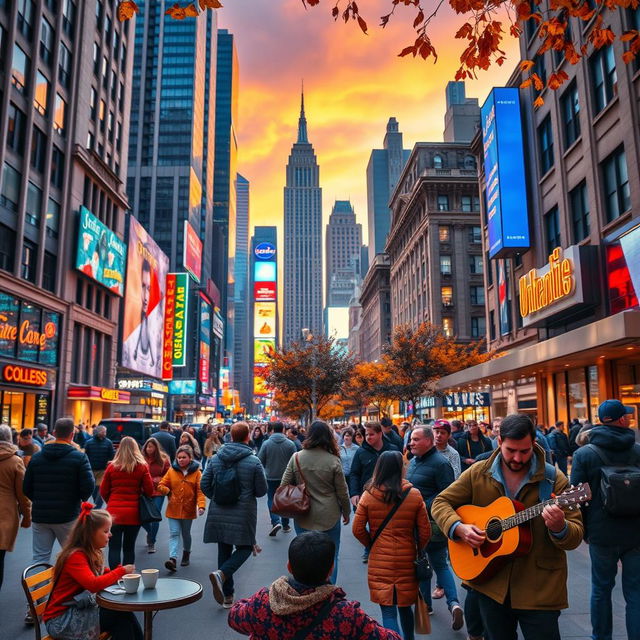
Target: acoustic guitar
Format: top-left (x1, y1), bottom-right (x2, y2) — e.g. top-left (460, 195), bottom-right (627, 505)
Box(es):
top-left (448, 483), bottom-right (591, 582)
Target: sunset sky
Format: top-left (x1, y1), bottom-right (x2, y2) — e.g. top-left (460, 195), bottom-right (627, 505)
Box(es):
top-left (219, 0), bottom-right (522, 248)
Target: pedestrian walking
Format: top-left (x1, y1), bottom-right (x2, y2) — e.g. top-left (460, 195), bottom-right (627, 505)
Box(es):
top-left (73, 422), bottom-right (90, 448)
top-left (17, 428), bottom-right (41, 467)
top-left (568, 418), bottom-right (582, 453)
top-left (280, 420), bottom-right (351, 584)
top-left (203, 428), bottom-right (222, 470)
top-left (380, 417), bottom-right (404, 451)
top-left (0, 424), bottom-right (31, 591)
top-left (570, 399), bottom-right (640, 640)
top-left (100, 436), bottom-right (154, 568)
top-left (202, 421), bottom-right (267, 609)
top-left (286, 427), bottom-right (303, 451)
top-left (547, 421), bottom-right (571, 474)
top-left (352, 451), bottom-right (431, 640)
top-left (250, 426), bottom-right (266, 452)
top-left (141, 437), bottom-right (170, 553)
top-left (432, 420), bottom-right (462, 479)
top-left (153, 421), bottom-right (177, 461)
top-left (158, 444), bottom-right (205, 571)
top-left (179, 431), bottom-right (202, 461)
top-left (44, 503), bottom-right (142, 640)
top-left (84, 425), bottom-right (115, 508)
top-left (258, 421), bottom-right (296, 537)
top-left (456, 420), bottom-right (492, 471)
top-left (338, 427), bottom-right (359, 491)
top-left (33, 423), bottom-right (53, 448)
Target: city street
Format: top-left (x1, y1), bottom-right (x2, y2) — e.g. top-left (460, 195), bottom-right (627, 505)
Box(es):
top-left (1, 496), bottom-right (628, 640)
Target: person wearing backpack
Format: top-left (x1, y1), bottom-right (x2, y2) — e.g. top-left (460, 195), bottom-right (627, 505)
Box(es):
top-left (201, 421), bottom-right (267, 609)
top-left (570, 399), bottom-right (640, 640)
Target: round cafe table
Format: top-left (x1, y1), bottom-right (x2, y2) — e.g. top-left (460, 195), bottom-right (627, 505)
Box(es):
top-left (97, 577), bottom-right (202, 640)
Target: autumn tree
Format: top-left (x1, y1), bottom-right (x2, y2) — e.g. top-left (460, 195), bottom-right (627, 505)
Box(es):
top-left (271, 389), bottom-right (309, 421)
top-left (341, 361), bottom-right (396, 421)
top-left (264, 335), bottom-right (354, 423)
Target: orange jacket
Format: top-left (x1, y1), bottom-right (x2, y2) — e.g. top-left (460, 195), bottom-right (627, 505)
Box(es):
top-left (352, 479), bottom-right (430, 607)
top-left (157, 462), bottom-right (205, 520)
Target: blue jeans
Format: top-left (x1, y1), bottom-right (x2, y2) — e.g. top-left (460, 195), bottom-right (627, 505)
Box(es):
top-left (380, 605), bottom-right (414, 640)
top-left (294, 519), bottom-right (341, 584)
top-left (92, 484), bottom-right (104, 508)
top-left (218, 543), bottom-right (253, 597)
top-left (141, 496), bottom-right (165, 544)
top-left (266, 479), bottom-right (290, 528)
top-left (589, 543), bottom-right (640, 640)
top-left (419, 543), bottom-right (459, 610)
top-left (167, 518), bottom-right (193, 559)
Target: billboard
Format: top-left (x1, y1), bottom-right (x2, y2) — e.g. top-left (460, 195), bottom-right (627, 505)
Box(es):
top-left (255, 261), bottom-right (276, 282)
top-left (253, 365), bottom-right (268, 396)
top-left (254, 242), bottom-right (276, 261)
top-left (498, 260), bottom-right (511, 336)
top-left (254, 302), bottom-right (276, 338)
top-left (183, 220), bottom-right (202, 283)
top-left (481, 88), bottom-right (530, 259)
top-left (75, 206), bottom-right (126, 296)
top-left (168, 379), bottom-right (196, 395)
top-left (254, 281), bottom-right (276, 301)
top-left (254, 338), bottom-right (275, 364)
top-left (172, 273), bottom-right (189, 367)
top-left (122, 217), bottom-right (170, 378)
top-left (161, 274), bottom-right (176, 381)
top-left (199, 294), bottom-right (211, 393)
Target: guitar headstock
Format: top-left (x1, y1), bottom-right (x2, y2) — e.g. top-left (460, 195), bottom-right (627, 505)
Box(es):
top-left (556, 483), bottom-right (592, 509)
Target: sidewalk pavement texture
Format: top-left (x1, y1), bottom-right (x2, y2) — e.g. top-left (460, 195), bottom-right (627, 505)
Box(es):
top-left (1, 495), bottom-right (627, 640)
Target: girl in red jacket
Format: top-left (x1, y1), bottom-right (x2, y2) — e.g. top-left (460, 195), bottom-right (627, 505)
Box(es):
top-left (44, 502), bottom-right (142, 640)
top-left (100, 436), bottom-right (153, 568)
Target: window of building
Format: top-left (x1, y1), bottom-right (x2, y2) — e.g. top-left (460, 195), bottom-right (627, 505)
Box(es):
top-left (443, 317), bottom-right (454, 338)
top-left (439, 225), bottom-right (450, 243)
top-left (437, 195), bottom-right (449, 211)
top-left (42, 251), bottom-right (56, 292)
top-left (0, 224), bottom-right (16, 272)
top-left (544, 206), bottom-right (561, 255)
top-left (46, 197), bottom-right (59, 238)
top-left (433, 154), bottom-right (443, 169)
top-left (17, 0), bottom-right (35, 39)
top-left (591, 45), bottom-right (617, 114)
top-left (1, 163), bottom-right (21, 211)
top-left (58, 43), bottom-right (71, 87)
top-left (471, 317), bottom-right (486, 338)
top-left (95, 0), bottom-right (103, 24)
top-left (486, 251), bottom-right (493, 286)
top-left (471, 286), bottom-right (485, 305)
top-left (470, 255), bottom-right (484, 274)
top-left (93, 42), bottom-right (100, 74)
top-left (99, 99), bottom-right (106, 130)
top-left (53, 94), bottom-right (66, 135)
top-left (7, 104), bottom-right (26, 152)
top-left (21, 240), bottom-right (37, 282)
top-left (90, 87), bottom-right (98, 120)
top-left (40, 18), bottom-right (54, 65)
top-left (602, 147), bottom-right (630, 222)
top-left (33, 72), bottom-right (50, 116)
top-left (30, 127), bottom-right (47, 173)
top-left (51, 146), bottom-right (64, 189)
top-left (440, 255), bottom-right (452, 275)
top-left (538, 115), bottom-right (554, 175)
top-left (118, 81), bottom-right (125, 113)
top-left (441, 286), bottom-right (453, 306)
top-left (111, 69), bottom-right (117, 100)
top-left (489, 309), bottom-right (496, 341)
top-left (534, 53), bottom-right (547, 86)
top-left (461, 195), bottom-right (472, 212)
top-left (102, 56), bottom-right (108, 87)
top-left (560, 80), bottom-right (580, 149)
top-left (11, 44), bottom-right (30, 94)
top-left (464, 155), bottom-right (476, 170)
top-left (470, 226), bottom-right (482, 244)
top-left (570, 181), bottom-right (590, 242)
top-left (62, 0), bottom-right (75, 36)
top-left (26, 182), bottom-right (42, 226)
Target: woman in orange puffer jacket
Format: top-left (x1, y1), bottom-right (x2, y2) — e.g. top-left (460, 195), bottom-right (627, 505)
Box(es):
top-left (353, 451), bottom-right (430, 640)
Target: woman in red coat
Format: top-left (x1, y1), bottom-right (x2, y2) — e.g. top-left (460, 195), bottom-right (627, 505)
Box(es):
top-left (100, 436), bottom-right (153, 568)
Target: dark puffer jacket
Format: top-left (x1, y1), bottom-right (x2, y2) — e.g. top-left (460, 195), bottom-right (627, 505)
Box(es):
top-left (570, 425), bottom-right (640, 547)
top-left (348, 440), bottom-right (399, 497)
top-left (201, 442), bottom-right (267, 546)
top-left (406, 446), bottom-right (454, 509)
top-left (23, 443), bottom-right (94, 524)
top-left (84, 436), bottom-right (115, 471)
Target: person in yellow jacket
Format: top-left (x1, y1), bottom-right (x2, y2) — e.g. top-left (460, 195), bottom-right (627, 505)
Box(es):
top-left (157, 444), bottom-right (205, 572)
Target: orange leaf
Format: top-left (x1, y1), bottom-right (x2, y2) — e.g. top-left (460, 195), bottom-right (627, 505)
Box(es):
top-left (200, 0), bottom-right (223, 7)
top-left (166, 4), bottom-right (186, 18)
top-left (623, 50), bottom-right (637, 63)
top-left (621, 29), bottom-right (639, 41)
top-left (413, 10), bottom-right (424, 27)
top-left (184, 3), bottom-right (199, 16)
top-left (117, 0), bottom-right (139, 21)
top-left (332, 6), bottom-right (339, 18)
top-left (533, 96), bottom-right (545, 108)
top-left (456, 23), bottom-right (473, 38)
top-left (510, 24), bottom-right (522, 37)
top-left (532, 72), bottom-right (544, 90)
top-left (520, 59), bottom-right (535, 71)
top-left (357, 15), bottom-right (368, 33)
top-left (398, 45), bottom-right (416, 57)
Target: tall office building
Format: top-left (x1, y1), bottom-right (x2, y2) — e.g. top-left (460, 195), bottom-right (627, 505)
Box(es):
top-left (1, 1), bottom-right (134, 427)
top-left (283, 91), bottom-right (322, 346)
top-left (233, 173), bottom-right (251, 409)
top-left (213, 29), bottom-right (239, 373)
top-left (443, 81), bottom-right (481, 143)
top-left (365, 118), bottom-right (410, 266)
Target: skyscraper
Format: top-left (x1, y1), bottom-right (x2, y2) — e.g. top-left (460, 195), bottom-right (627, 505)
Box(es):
top-left (283, 91), bottom-right (322, 346)
top-left (234, 174), bottom-right (251, 409)
top-left (366, 118), bottom-right (410, 266)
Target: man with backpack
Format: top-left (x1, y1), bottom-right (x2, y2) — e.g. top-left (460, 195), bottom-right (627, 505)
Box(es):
top-left (570, 399), bottom-right (640, 640)
top-left (201, 421), bottom-right (267, 609)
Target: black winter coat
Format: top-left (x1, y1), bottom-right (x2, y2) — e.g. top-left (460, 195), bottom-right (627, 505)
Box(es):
top-left (84, 436), bottom-right (115, 471)
top-left (153, 430), bottom-right (177, 461)
top-left (348, 440), bottom-right (399, 497)
top-left (405, 447), bottom-right (454, 509)
top-left (23, 443), bottom-right (94, 524)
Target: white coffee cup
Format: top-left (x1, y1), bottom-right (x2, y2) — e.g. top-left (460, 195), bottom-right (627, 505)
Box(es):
top-left (118, 573), bottom-right (140, 594)
top-left (141, 569), bottom-right (159, 590)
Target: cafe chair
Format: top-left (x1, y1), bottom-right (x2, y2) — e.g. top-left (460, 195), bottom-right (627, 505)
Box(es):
top-left (21, 563), bottom-right (111, 640)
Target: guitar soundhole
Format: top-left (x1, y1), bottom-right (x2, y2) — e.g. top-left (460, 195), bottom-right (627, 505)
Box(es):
top-left (485, 518), bottom-right (503, 542)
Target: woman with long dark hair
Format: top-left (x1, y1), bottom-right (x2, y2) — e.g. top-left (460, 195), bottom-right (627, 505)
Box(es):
top-left (353, 451), bottom-right (431, 640)
top-left (280, 420), bottom-right (350, 584)
top-left (141, 437), bottom-right (170, 553)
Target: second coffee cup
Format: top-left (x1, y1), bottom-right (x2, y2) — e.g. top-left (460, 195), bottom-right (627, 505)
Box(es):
top-left (141, 569), bottom-right (159, 590)
top-left (118, 573), bottom-right (141, 594)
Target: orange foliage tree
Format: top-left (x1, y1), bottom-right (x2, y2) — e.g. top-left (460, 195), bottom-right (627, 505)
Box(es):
top-left (341, 361), bottom-right (396, 421)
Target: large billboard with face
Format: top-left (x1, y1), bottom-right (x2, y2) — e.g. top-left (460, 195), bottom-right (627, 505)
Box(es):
top-left (122, 217), bottom-right (170, 378)
top-left (481, 87), bottom-right (530, 259)
top-left (75, 206), bottom-right (126, 296)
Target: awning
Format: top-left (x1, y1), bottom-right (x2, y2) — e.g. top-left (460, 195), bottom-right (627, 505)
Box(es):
top-left (436, 310), bottom-right (640, 391)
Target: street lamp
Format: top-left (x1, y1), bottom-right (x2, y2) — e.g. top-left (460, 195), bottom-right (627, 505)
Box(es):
top-left (301, 328), bottom-right (317, 422)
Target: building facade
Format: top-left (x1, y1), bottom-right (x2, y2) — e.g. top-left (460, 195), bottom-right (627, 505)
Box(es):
top-left (359, 254), bottom-right (392, 363)
top-left (283, 92), bottom-right (322, 346)
top-left (437, 8), bottom-right (640, 428)
top-left (1, 0), bottom-right (135, 427)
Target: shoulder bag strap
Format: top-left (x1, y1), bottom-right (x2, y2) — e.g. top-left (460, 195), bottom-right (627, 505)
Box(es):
top-left (291, 596), bottom-right (336, 640)
top-left (294, 452), bottom-right (307, 484)
top-left (370, 487), bottom-right (411, 548)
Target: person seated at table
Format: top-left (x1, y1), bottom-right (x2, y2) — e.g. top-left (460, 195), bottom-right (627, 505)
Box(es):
top-left (44, 502), bottom-right (143, 640)
top-left (227, 531), bottom-right (402, 639)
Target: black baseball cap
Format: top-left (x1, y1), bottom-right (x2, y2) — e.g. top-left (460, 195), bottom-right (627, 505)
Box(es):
top-left (598, 399), bottom-right (634, 423)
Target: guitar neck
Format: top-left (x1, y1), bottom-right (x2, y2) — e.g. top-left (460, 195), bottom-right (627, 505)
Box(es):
top-left (502, 499), bottom-right (555, 531)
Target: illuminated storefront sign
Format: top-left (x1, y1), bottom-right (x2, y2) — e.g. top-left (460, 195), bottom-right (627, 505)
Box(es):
top-left (481, 87), bottom-right (530, 259)
top-left (199, 294), bottom-right (211, 393)
top-left (2, 364), bottom-right (49, 387)
top-left (183, 220), bottom-right (203, 283)
top-left (254, 282), bottom-right (277, 301)
top-left (443, 392), bottom-right (491, 408)
top-left (168, 379), bottom-right (197, 395)
top-left (172, 273), bottom-right (189, 367)
top-left (254, 302), bottom-right (276, 338)
top-left (67, 386), bottom-right (131, 403)
top-left (254, 261), bottom-right (276, 282)
top-left (117, 378), bottom-right (169, 393)
top-left (162, 274), bottom-right (176, 380)
top-left (254, 242), bottom-right (276, 261)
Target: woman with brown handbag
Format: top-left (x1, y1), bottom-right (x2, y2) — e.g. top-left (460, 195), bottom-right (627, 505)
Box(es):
top-left (353, 451), bottom-right (431, 640)
top-left (279, 421), bottom-right (351, 584)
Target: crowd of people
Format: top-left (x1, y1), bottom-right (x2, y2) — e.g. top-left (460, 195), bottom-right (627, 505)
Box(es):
top-left (0, 398), bottom-right (638, 640)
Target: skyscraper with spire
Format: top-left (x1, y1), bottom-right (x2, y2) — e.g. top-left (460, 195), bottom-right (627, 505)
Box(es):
top-left (283, 90), bottom-right (323, 346)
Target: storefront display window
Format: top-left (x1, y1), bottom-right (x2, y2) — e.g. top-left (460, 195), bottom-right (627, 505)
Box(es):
top-left (617, 362), bottom-right (639, 429)
top-left (0, 389), bottom-right (39, 431)
top-left (567, 368), bottom-right (588, 422)
top-left (554, 372), bottom-right (569, 425)
top-left (588, 366), bottom-right (599, 424)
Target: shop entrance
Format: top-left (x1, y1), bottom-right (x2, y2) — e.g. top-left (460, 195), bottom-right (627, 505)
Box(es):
top-left (0, 389), bottom-right (49, 431)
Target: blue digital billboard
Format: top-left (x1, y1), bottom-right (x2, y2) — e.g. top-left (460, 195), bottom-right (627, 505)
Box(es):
top-left (481, 87), bottom-right (530, 259)
top-left (254, 261), bottom-right (276, 282)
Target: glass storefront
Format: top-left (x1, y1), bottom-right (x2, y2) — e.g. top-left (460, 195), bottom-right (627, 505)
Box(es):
top-left (0, 389), bottom-right (49, 430)
top-left (617, 361), bottom-right (640, 429)
top-left (554, 365), bottom-right (600, 426)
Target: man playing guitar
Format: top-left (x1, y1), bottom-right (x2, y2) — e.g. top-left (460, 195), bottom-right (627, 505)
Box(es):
top-left (431, 413), bottom-right (584, 640)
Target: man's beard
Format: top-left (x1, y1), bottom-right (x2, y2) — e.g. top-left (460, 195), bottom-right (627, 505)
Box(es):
top-left (504, 459), bottom-right (529, 472)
